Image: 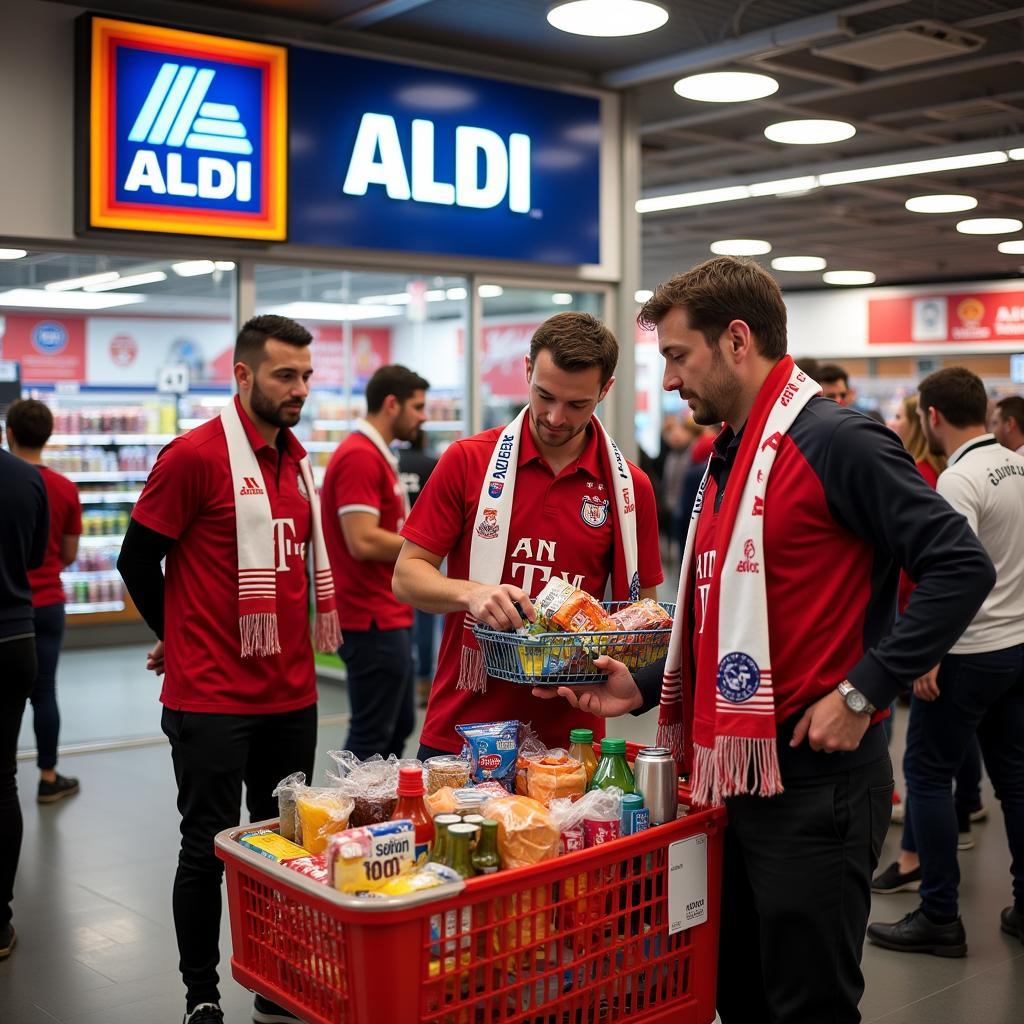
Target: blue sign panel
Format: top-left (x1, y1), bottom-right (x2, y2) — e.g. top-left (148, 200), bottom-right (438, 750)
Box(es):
top-left (288, 48), bottom-right (601, 265)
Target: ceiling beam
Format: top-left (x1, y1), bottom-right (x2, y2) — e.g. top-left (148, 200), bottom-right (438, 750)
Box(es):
top-left (332, 0), bottom-right (436, 29)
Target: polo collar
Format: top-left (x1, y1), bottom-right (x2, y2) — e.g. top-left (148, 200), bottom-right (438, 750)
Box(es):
top-left (233, 395), bottom-right (305, 461)
top-left (948, 432), bottom-right (998, 466)
top-left (519, 418), bottom-right (602, 478)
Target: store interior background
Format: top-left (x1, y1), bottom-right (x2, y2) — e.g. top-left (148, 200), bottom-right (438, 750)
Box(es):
top-left (2, 2), bottom-right (1024, 1019)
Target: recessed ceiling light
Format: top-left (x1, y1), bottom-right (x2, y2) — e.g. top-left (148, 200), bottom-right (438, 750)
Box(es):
top-left (0, 288), bottom-right (143, 310)
top-left (45, 271), bottom-right (120, 292)
top-left (0, 248), bottom-right (27, 260)
top-left (997, 240), bottom-right (1024, 254)
top-left (956, 217), bottom-right (1023, 235)
top-left (84, 271), bottom-right (168, 292)
top-left (822, 270), bottom-right (876, 285)
top-left (674, 71), bottom-right (778, 103)
top-left (214, 261), bottom-right (236, 271)
top-left (710, 239), bottom-right (772, 256)
top-left (547, 0), bottom-right (668, 36)
top-left (764, 119), bottom-right (856, 145)
top-left (478, 285), bottom-right (504, 298)
top-left (171, 260), bottom-right (217, 277)
top-left (446, 286), bottom-right (468, 301)
top-left (905, 194), bottom-right (977, 214)
top-left (634, 289), bottom-right (653, 303)
top-left (424, 289), bottom-right (447, 301)
top-left (552, 292), bottom-right (574, 305)
top-left (771, 256), bottom-right (827, 272)
top-left (262, 301), bottom-right (401, 322)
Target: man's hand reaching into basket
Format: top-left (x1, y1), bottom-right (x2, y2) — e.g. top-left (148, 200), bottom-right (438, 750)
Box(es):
top-left (531, 655), bottom-right (643, 717)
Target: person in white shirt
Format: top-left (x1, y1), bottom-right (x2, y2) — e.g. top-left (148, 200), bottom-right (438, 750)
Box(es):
top-left (991, 395), bottom-right (1024, 456)
top-left (869, 367), bottom-right (1024, 958)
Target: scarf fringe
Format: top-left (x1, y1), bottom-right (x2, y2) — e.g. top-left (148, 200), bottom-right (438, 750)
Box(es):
top-left (690, 737), bottom-right (784, 807)
top-left (314, 610), bottom-right (341, 654)
top-left (457, 643), bottom-right (487, 693)
top-left (240, 612), bottom-right (282, 658)
top-left (656, 720), bottom-right (685, 774)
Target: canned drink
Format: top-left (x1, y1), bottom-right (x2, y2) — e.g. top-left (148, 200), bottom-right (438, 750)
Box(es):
top-left (559, 826), bottom-right (585, 855)
top-left (621, 793), bottom-right (650, 836)
top-left (632, 747), bottom-right (679, 825)
top-left (583, 817), bottom-right (620, 847)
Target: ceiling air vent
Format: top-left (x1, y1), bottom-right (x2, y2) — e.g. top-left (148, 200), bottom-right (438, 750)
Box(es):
top-left (813, 21), bottom-right (985, 72)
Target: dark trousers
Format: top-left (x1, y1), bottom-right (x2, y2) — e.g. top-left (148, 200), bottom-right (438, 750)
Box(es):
top-left (340, 625), bottom-right (415, 760)
top-left (161, 704), bottom-right (317, 1007)
top-left (0, 635), bottom-right (37, 930)
top-left (903, 645), bottom-right (1024, 920)
top-left (30, 603), bottom-right (65, 771)
top-left (717, 755), bottom-right (893, 1024)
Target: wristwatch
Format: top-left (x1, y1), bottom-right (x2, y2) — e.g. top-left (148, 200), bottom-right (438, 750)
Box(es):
top-left (837, 680), bottom-right (876, 715)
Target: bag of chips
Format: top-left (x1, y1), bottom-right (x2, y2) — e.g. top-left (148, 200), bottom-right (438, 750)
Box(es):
top-left (455, 720), bottom-right (519, 792)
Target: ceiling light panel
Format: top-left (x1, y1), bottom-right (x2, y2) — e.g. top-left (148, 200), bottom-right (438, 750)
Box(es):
top-left (822, 270), bottom-right (876, 285)
top-left (771, 256), bottom-right (827, 272)
top-left (0, 249), bottom-right (27, 260)
top-left (956, 218), bottom-right (1023, 235)
top-left (905, 194), bottom-right (977, 214)
top-left (764, 119), bottom-right (856, 145)
top-left (83, 271), bottom-right (168, 292)
top-left (997, 240), bottom-right (1024, 254)
top-left (45, 271), bottom-right (120, 292)
top-left (710, 239), bottom-right (772, 256)
top-left (547, 0), bottom-right (668, 37)
top-left (674, 71), bottom-right (778, 103)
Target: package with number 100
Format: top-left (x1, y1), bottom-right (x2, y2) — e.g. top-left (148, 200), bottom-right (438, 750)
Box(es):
top-left (327, 819), bottom-right (415, 893)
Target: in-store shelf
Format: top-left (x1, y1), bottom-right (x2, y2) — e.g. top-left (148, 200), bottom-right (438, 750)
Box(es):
top-left (423, 420), bottom-right (464, 431)
top-left (65, 471), bottom-right (151, 482)
top-left (79, 491), bottom-right (143, 504)
top-left (66, 601), bottom-right (126, 615)
top-left (61, 569), bottom-right (122, 582)
top-left (78, 534), bottom-right (125, 547)
top-left (49, 433), bottom-right (177, 445)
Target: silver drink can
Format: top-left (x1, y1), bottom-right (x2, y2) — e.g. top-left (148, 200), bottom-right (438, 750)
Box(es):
top-left (632, 746), bottom-right (679, 825)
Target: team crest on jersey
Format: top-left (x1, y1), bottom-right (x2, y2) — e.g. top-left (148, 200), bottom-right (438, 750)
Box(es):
top-left (717, 652), bottom-right (760, 703)
top-left (476, 507), bottom-right (500, 539)
top-left (488, 481), bottom-right (504, 498)
top-left (296, 472), bottom-right (309, 501)
top-left (580, 494), bottom-right (610, 528)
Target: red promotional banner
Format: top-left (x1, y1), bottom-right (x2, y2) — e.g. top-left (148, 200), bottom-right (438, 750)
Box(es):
top-left (1, 316), bottom-right (87, 381)
top-left (869, 289), bottom-right (1024, 344)
top-left (309, 324), bottom-right (391, 388)
top-left (479, 322), bottom-right (539, 399)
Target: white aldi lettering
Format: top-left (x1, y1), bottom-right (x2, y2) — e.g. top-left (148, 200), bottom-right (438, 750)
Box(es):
top-left (342, 113), bottom-right (531, 213)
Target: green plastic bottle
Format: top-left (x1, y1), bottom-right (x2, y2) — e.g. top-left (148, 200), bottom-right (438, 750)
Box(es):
top-left (588, 736), bottom-right (635, 794)
top-left (471, 819), bottom-right (501, 875)
top-left (446, 823), bottom-right (477, 879)
top-left (432, 814), bottom-right (460, 865)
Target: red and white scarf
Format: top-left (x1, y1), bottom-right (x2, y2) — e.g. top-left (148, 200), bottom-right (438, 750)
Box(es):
top-left (657, 358), bottom-right (820, 806)
top-left (220, 399), bottom-right (340, 658)
top-left (458, 407), bottom-right (640, 693)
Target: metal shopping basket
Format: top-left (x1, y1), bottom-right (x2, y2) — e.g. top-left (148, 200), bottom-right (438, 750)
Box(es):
top-left (217, 742), bottom-right (724, 1024)
top-left (472, 602), bottom-right (675, 686)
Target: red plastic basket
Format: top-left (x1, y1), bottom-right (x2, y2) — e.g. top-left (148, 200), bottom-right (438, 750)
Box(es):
top-left (216, 744), bottom-right (725, 1024)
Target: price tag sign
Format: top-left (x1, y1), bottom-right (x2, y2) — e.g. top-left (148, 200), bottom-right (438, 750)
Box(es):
top-left (1011, 353), bottom-right (1024, 384)
top-left (668, 833), bottom-right (708, 934)
top-left (158, 364), bottom-right (190, 394)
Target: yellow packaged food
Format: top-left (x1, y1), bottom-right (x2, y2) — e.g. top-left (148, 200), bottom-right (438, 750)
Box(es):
top-left (237, 829), bottom-right (309, 862)
top-left (295, 788), bottom-right (355, 855)
top-left (328, 820), bottom-right (415, 893)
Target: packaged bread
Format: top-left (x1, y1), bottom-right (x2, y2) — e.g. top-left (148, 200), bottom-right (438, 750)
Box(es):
top-left (295, 788), bottom-right (355, 855)
top-left (481, 795), bottom-right (559, 869)
top-left (526, 754), bottom-right (587, 806)
top-left (534, 578), bottom-right (615, 633)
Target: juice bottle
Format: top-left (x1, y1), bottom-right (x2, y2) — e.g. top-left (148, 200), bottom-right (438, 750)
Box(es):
top-left (391, 766), bottom-right (435, 864)
top-left (471, 820), bottom-right (500, 875)
top-left (568, 728), bottom-right (599, 785)
top-left (588, 737), bottom-right (635, 794)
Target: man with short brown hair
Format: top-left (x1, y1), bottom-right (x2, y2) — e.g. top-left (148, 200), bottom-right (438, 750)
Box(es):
top-left (991, 395), bottom-right (1024, 455)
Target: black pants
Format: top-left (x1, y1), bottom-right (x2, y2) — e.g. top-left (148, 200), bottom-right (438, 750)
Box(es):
top-left (340, 625), bottom-right (415, 760)
top-left (0, 635), bottom-right (37, 930)
top-left (717, 754), bottom-right (893, 1024)
top-left (30, 603), bottom-right (65, 771)
top-left (161, 704), bottom-right (317, 1008)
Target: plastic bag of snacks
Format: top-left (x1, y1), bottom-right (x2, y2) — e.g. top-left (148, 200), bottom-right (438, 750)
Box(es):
top-left (609, 598), bottom-right (672, 633)
top-left (534, 578), bottom-right (615, 633)
top-left (456, 721), bottom-right (519, 792)
top-left (294, 787), bottom-right (355, 855)
top-left (607, 599), bottom-right (673, 668)
top-left (550, 786), bottom-right (624, 848)
top-left (326, 751), bottom-right (412, 826)
top-left (271, 771), bottom-right (306, 842)
top-left (481, 795), bottom-right (559, 869)
top-left (526, 753), bottom-right (587, 806)
top-left (515, 723), bottom-right (549, 796)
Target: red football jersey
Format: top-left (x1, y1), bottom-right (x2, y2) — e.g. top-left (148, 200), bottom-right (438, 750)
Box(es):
top-left (321, 431), bottom-right (413, 631)
top-left (402, 423), bottom-right (663, 753)
top-left (132, 397), bottom-right (316, 714)
top-left (29, 465), bottom-right (82, 608)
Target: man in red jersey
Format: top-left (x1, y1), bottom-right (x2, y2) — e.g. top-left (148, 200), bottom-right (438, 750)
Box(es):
top-left (6, 399), bottom-right (82, 803)
top-left (321, 364), bottom-right (428, 759)
top-left (118, 315), bottom-right (339, 1024)
top-left (393, 311), bottom-right (663, 756)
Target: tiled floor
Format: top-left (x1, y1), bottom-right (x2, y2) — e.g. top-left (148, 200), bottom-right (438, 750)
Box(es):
top-left (3, 647), bottom-right (1023, 1023)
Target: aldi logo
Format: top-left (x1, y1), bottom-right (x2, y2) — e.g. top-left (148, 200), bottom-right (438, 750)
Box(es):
top-left (81, 17), bottom-right (287, 240)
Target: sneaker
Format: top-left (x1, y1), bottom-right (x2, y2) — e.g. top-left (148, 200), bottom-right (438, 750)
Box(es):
top-left (253, 994), bottom-right (300, 1023)
top-left (1000, 906), bottom-right (1024, 944)
top-left (867, 908), bottom-right (967, 958)
top-left (890, 800), bottom-right (906, 825)
top-left (37, 774), bottom-right (80, 804)
top-left (969, 804), bottom-right (988, 823)
top-left (184, 1004), bottom-right (224, 1024)
top-left (957, 832), bottom-right (975, 851)
top-left (0, 924), bottom-right (16, 960)
top-left (872, 861), bottom-right (921, 894)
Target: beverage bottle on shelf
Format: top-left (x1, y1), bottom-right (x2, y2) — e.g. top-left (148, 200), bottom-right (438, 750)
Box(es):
top-left (588, 736), bottom-right (635, 794)
top-left (471, 820), bottom-right (500, 875)
top-left (568, 728), bottom-right (599, 786)
top-left (391, 765), bottom-right (435, 863)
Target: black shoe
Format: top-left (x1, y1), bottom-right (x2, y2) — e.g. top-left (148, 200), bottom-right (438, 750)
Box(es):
top-left (254, 994), bottom-right (300, 1023)
top-left (867, 908), bottom-right (967, 957)
top-left (872, 861), bottom-right (921, 894)
top-left (1000, 906), bottom-right (1024, 944)
top-left (184, 1004), bottom-right (224, 1024)
top-left (37, 774), bottom-right (80, 804)
top-left (0, 924), bottom-right (15, 960)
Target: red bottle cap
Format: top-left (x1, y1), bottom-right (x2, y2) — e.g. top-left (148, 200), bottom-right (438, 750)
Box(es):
top-left (397, 765), bottom-right (425, 797)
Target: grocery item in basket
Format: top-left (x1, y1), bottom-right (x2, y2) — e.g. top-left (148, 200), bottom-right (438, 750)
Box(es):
top-left (328, 819), bottom-right (416, 893)
top-left (549, 785), bottom-right (624, 848)
top-left (424, 754), bottom-right (471, 794)
top-left (425, 786), bottom-right (459, 816)
top-left (534, 578), bottom-right (615, 633)
top-left (456, 720), bottom-right (519, 791)
top-left (271, 771), bottom-right (305, 842)
top-left (584, 816), bottom-right (621, 847)
top-left (237, 829), bottom-right (310, 862)
top-left (515, 723), bottom-right (549, 795)
top-left (281, 853), bottom-right (330, 884)
top-left (377, 860), bottom-right (461, 896)
top-left (527, 753), bottom-right (588, 806)
top-left (326, 750), bottom-right (408, 826)
top-left (481, 795), bottom-right (559, 869)
top-left (608, 599), bottom-right (672, 633)
top-left (295, 788), bottom-right (355, 855)
top-left (559, 825), bottom-right (585, 854)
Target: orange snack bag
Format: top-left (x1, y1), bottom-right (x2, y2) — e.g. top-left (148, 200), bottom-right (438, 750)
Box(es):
top-left (534, 578), bottom-right (615, 633)
top-left (526, 754), bottom-right (587, 806)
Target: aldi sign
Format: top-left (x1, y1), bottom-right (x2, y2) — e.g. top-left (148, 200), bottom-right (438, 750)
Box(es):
top-left (80, 17), bottom-right (287, 240)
